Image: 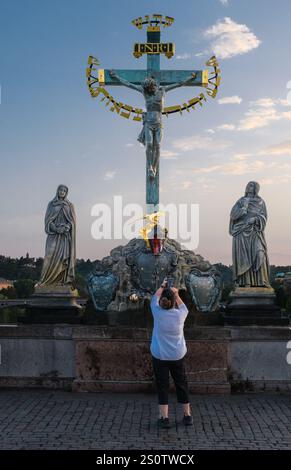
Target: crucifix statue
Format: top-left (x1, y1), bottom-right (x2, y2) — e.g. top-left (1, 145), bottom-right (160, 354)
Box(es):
top-left (109, 70), bottom-right (196, 207)
top-left (86, 14), bottom-right (221, 213)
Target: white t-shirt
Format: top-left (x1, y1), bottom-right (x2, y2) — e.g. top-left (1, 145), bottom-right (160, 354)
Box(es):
top-left (150, 294), bottom-right (189, 361)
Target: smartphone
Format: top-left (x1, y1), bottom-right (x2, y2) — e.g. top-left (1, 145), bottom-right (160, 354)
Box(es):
top-left (166, 277), bottom-right (174, 289)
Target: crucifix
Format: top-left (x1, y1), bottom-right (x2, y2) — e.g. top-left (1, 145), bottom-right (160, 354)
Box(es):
top-left (86, 14), bottom-right (221, 214)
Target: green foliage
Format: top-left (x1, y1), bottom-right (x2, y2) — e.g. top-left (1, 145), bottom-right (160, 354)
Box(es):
top-left (75, 273), bottom-right (88, 298)
top-left (0, 255), bottom-right (94, 301)
top-left (0, 254), bottom-right (42, 281)
top-left (270, 265), bottom-right (291, 283)
top-left (0, 308), bottom-right (22, 324)
top-left (213, 263), bottom-right (233, 286)
top-left (14, 279), bottom-right (35, 298)
top-left (76, 259), bottom-right (94, 278)
top-left (221, 285), bottom-right (233, 302)
top-left (0, 287), bottom-right (17, 299)
top-left (273, 285), bottom-right (288, 308)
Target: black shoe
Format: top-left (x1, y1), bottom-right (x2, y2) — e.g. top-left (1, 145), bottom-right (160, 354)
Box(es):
top-left (157, 417), bottom-right (171, 429)
top-left (183, 414), bottom-right (193, 426)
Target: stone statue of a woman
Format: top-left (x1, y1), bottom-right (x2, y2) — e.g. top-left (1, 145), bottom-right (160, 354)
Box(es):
top-left (229, 181), bottom-right (270, 287)
top-left (39, 184), bottom-right (76, 287)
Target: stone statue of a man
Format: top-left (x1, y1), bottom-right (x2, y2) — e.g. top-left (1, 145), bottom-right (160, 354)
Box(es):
top-left (229, 181), bottom-right (270, 287)
top-left (109, 71), bottom-right (195, 180)
top-left (39, 184), bottom-right (76, 287)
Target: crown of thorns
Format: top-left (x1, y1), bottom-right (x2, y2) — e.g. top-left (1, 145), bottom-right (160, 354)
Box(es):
top-left (143, 77), bottom-right (157, 86)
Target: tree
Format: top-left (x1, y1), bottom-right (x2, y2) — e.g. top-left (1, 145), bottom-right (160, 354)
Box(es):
top-left (0, 287), bottom-right (17, 299)
top-left (274, 285), bottom-right (288, 308)
top-left (14, 279), bottom-right (35, 298)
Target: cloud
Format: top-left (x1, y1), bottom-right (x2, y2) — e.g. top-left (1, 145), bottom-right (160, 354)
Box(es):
top-left (261, 140), bottom-right (291, 156)
top-left (249, 98), bottom-right (276, 108)
top-left (103, 171), bottom-right (116, 180)
top-left (250, 98), bottom-right (291, 108)
top-left (172, 135), bottom-right (232, 152)
top-left (238, 98), bottom-right (291, 131)
top-left (217, 124), bottom-right (236, 131)
top-left (214, 97), bottom-right (291, 132)
top-left (204, 17), bottom-right (261, 59)
top-left (238, 107), bottom-right (280, 130)
top-left (197, 177), bottom-right (216, 192)
top-left (218, 95), bottom-right (242, 105)
top-left (258, 174), bottom-right (291, 185)
top-left (161, 150), bottom-right (179, 159)
top-left (232, 153), bottom-right (252, 160)
top-left (282, 111), bottom-right (291, 120)
top-left (192, 155), bottom-right (276, 176)
top-left (181, 181), bottom-right (193, 190)
top-left (176, 53), bottom-right (191, 60)
top-left (193, 165), bottom-right (221, 175)
top-left (277, 99), bottom-right (291, 107)
top-left (219, 0), bottom-right (229, 5)
top-left (222, 159), bottom-right (274, 175)
top-left (260, 178), bottom-right (275, 185)
top-left (125, 143), bottom-right (134, 147)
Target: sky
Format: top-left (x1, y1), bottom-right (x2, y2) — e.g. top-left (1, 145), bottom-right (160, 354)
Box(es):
top-left (1, 0), bottom-right (291, 265)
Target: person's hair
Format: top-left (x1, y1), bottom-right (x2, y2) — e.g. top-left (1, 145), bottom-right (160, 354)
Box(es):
top-left (159, 288), bottom-right (175, 310)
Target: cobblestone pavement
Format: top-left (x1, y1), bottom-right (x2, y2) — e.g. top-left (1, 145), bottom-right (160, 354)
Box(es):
top-left (0, 390), bottom-right (291, 450)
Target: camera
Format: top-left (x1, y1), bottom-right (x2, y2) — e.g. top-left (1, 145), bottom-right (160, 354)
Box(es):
top-left (163, 277), bottom-right (174, 289)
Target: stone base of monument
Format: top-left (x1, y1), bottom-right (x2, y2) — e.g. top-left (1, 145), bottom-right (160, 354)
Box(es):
top-left (86, 237), bottom-right (223, 322)
top-left (225, 287), bottom-right (289, 326)
top-left (3, 324), bottom-right (291, 393)
top-left (20, 285), bottom-right (85, 324)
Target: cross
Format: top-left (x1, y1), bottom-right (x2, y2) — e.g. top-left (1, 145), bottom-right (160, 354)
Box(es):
top-left (87, 14), bottom-right (220, 214)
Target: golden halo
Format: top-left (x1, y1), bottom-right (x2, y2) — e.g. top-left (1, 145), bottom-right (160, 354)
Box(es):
top-left (86, 55), bottom-right (221, 121)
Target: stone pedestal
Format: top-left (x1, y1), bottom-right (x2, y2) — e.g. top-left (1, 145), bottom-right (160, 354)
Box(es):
top-left (87, 238), bottom-right (222, 318)
top-left (20, 285), bottom-right (85, 324)
top-left (225, 287), bottom-right (289, 326)
top-left (72, 326), bottom-right (230, 394)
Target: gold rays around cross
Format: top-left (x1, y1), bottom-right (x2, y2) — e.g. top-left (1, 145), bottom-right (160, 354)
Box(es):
top-left (86, 55), bottom-right (221, 122)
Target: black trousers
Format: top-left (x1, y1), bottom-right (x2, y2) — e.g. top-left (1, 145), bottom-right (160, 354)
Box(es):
top-left (152, 355), bottom-right (190, 405)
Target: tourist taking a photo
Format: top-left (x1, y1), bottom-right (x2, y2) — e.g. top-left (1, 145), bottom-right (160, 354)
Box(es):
top-left (150, 279), bottom-right (193, 429)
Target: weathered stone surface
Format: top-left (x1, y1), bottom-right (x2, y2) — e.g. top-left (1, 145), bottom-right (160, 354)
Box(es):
top-left (230, 340), bottom-right (291, 391)
top-left (22, 285), bottom-right (85, 324)
top-left (230, 181), bottom-right (270, 288)
top-left (185, 268), bottom-right (222, 312)
top-left (230, 325), bottom-right (291, 340)
top-left (0, 338), bottom-right (75, 377)
top-left (73, 338), bottom-right (230, 393)
top-left (0, 325), bottom-right (291, 393)
top-left (225, 287), bottom-right (289, 325)
top-left (75, 340), bottom-right (153, 382)
top-left (2, 390), bottom-right (291, 449)
top-left (38, 184), bottom-right (76, 287)
top-left (88, 237), bottom-right (221, 313)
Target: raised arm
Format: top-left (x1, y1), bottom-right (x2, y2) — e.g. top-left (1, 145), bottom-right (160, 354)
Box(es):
top-left (153, 279), bottom-right (168, 299)
top-left (110, 70), bottom-right (142, 93)
top-left (164, 73), bottom-right (196, 92)
top-left (170, 287), bottom-right (185, 307)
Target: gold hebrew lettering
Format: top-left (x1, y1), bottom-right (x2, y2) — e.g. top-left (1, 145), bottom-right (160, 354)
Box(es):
top-left (120, 104), bottom-right (133, 119)
top-left (153, 14), bottom-right (163, 23)
top-left (165, 16), bottom-right (174, 27)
